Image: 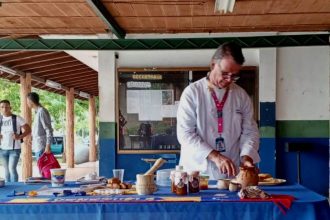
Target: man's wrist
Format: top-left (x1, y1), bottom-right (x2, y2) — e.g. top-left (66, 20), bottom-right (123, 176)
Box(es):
top-left (241, 155), bottom-right (253, 166)
top-left (208, 150), bottom-right (221, 161)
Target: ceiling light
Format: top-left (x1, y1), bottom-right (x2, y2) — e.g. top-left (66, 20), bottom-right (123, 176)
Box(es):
top-left (79, 91), bottom-right (90, 99)
top-left (45, 80), bottom-right (62, 89)
top-left (0, 65), bottom-right (17, 75)
top-left (215, 0), bottom-right (236, 13)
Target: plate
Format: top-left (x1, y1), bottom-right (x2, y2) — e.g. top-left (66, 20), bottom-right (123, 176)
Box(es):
top-left (94, 188), bottom-right (125, 195)
top-left (258, 178), bottom-right (286, 185)
top-left (93, 188), bottom-right (136, 195)
top-left (76, 176), bottom-right (107, 185)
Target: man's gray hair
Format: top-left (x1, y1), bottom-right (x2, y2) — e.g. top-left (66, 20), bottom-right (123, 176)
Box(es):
top-left (212, 42), bottom-right (245, 65)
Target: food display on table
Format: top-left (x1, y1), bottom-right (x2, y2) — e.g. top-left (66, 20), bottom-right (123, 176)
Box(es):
top-left (238, 186), bottom-right (271, 199)
top-left (258, 173), bottom-right (287, 185)
top-left (107, 177), bottom-right (132, 190)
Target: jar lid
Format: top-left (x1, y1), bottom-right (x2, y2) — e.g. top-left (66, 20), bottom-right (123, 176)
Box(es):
top-left (200, 174), bottom-right (209, 179)
top-left (188, 171), bottom-right (200, 176)
top-left (175, 165), bottom-right (183, 171)
top-left (175, 171), bottom-right (188, 178)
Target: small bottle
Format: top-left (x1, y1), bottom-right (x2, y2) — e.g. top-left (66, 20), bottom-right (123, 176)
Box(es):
top-left (170, 170), bottom-right (176, 193)
top-left (174, 171), bottom-right (188, 195)
top-left (170, 165), bottom-right (184, 193)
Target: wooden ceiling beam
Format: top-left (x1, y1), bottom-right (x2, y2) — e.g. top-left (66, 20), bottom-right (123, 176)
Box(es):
top-left (37, 66), bottom-right (91, 77)
top-left (51, 71), bottom-right (97, 80)
top-left (0, 51), bottom-right (62, 65)
top-left (58, 78), bottom-right (98, 87)
top-left (21, 61), bottom-right (82, 73)
top-left (31, 64), bottom-right (87, 75)
top-left (65, 80), bottom-right (98, 87)
top-left (11, 56), bottom-right (74, 69)
top-left (86, 0), bottom-right (126, 39)
top-left (0, 51), bottom-right (31, 58)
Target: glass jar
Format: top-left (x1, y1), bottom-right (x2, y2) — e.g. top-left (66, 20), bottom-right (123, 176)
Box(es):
top-left (199, 174), bottom-right (209, 190)
top-left (170, 170), bottom-right (176, 193)
top-left (174, 171), bottom-right (188, 195)
top-left (188, 171), bottom-right (200, 193)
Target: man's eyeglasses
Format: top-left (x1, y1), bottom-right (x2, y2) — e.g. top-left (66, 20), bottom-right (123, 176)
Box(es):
top-left (222, 72), bottom-right (240, 82)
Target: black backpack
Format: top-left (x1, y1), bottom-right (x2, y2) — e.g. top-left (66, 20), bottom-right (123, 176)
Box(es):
top-left (0, 114), bottom-right (23, 149)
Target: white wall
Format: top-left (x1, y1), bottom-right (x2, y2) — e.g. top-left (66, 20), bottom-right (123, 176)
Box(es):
top-left (98, 51), bottom-right (116, 122)
top-left (117, 49), bottom-right (259, 68)
top-left (276, 46), bottom-right (330, 120)
top-left (97, 45), bottom-right (329, 122)
top-left (259, 48), bottom-right (276, 102)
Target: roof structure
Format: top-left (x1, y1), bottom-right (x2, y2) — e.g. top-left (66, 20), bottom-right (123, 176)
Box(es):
top-left (0, 0), bottom-right (328, 97)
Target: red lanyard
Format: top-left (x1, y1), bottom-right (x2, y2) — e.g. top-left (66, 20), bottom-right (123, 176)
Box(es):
top-left (210, 88), bottom-right (229, 135)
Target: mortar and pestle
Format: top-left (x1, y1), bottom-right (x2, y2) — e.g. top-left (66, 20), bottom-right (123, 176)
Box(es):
top-left (136, 158), bottom-right (166, 195)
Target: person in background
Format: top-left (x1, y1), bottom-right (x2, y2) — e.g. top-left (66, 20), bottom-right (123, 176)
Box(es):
top-left (26, 92), bottom-right (53, 161)
top-left (0, 100), bottom-right (31, 182)
top-left (176, 42), bottom-right (260, 180)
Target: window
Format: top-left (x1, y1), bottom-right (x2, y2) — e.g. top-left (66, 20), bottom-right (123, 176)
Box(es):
top-left (117, 67), bottom-right (258, 153)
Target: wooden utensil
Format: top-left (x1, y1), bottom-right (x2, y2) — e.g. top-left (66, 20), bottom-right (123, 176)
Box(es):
top-left (144, 158), bottom-right (166, 175)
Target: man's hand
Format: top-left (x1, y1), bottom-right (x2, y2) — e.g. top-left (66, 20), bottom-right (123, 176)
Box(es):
top-left (241, 155), bottom-right (254, 167)
top-left (12, 134), bottom-right (21, 140)
top-left (44, 144), bottom-right (51, 154)
top-left (208, 150), bottom-right (237, 177)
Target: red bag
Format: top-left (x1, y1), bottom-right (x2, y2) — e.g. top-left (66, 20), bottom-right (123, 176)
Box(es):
top-left (37, 152), bottom-right (61, 179)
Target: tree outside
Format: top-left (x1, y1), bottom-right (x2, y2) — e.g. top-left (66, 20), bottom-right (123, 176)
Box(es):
top-left (0, 78), bottom-right (99, 143)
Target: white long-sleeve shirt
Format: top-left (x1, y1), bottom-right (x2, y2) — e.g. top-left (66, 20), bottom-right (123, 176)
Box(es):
top-left (177, 77), bottom-right (260, 180)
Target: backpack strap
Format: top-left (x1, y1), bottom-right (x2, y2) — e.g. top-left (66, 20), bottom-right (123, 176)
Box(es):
top-left (0, 115), bottom-right (3, 134)
top-left (12, 114), bottom-right (17, 150)
top-left (0, 115), bottom-right (2, 147)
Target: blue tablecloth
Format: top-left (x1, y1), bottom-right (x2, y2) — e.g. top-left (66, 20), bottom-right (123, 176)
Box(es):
top-left (0, 182), bottom-right (328, 220)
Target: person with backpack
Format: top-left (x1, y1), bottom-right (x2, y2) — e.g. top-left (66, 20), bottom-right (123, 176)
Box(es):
top-left (26, 92), bottom-right (53, 161)
top-left (0, 100), bottom-right (31, 182)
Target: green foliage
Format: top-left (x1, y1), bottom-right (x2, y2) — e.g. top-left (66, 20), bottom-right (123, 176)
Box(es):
top-left (0, 79), bottom-right (21, 112)
top-left (0, 78), bottom-right (98, 137)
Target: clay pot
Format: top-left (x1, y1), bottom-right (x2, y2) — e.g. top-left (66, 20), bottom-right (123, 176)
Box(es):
top-left (235, 166), bottom-right (259, 188)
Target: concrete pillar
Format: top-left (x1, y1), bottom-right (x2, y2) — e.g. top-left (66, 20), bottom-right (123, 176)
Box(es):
top-left (98, 51), bottom-right (116, 177)
top-left (258, 48), bottom-right (277, 176)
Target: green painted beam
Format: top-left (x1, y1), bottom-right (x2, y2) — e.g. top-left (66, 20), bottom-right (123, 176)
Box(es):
top-left (277, 120), bottom-right (329, 138)
top-left (99, 122), bottom-right (116, 139)
top-left (259, 126), bottom-right (276, 138)
top-left (0, 34), bottom-right (328, 51)
top-left (86, 0), bottom-right (125, 39)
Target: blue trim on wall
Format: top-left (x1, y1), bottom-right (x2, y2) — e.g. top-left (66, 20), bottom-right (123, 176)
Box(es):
top-left (259, 102), bottom-right (276, 127)
top-left (276, 138), bottom-right (329, 196)
top-left (259, 138), bottom-right (276, 176)
top-left (99, 138), bottom-right (116, 177)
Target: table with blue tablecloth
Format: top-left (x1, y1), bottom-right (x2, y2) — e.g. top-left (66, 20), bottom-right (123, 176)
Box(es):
top-left (0, 182), bottom-right (328, 220)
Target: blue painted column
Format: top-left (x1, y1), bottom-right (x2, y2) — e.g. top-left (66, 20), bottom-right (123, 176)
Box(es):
top-left (98, 51), bottom-right (117, 178)
top-left (258, 48), bottom-right (277, 176)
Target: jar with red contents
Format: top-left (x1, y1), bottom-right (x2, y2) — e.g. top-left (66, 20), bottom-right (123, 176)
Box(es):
top-left (174, 171), bottom-right (188, 195)
top-left (188, 171), bottom-right (200, 193)
top-left (170, 170), bottom-right (176, 193)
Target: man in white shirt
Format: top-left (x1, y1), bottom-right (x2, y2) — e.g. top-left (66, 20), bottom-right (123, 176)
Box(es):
top-left (0, 100), bottom-right (31, 182)
top-left (177, 42), bottom-right (260, 180)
